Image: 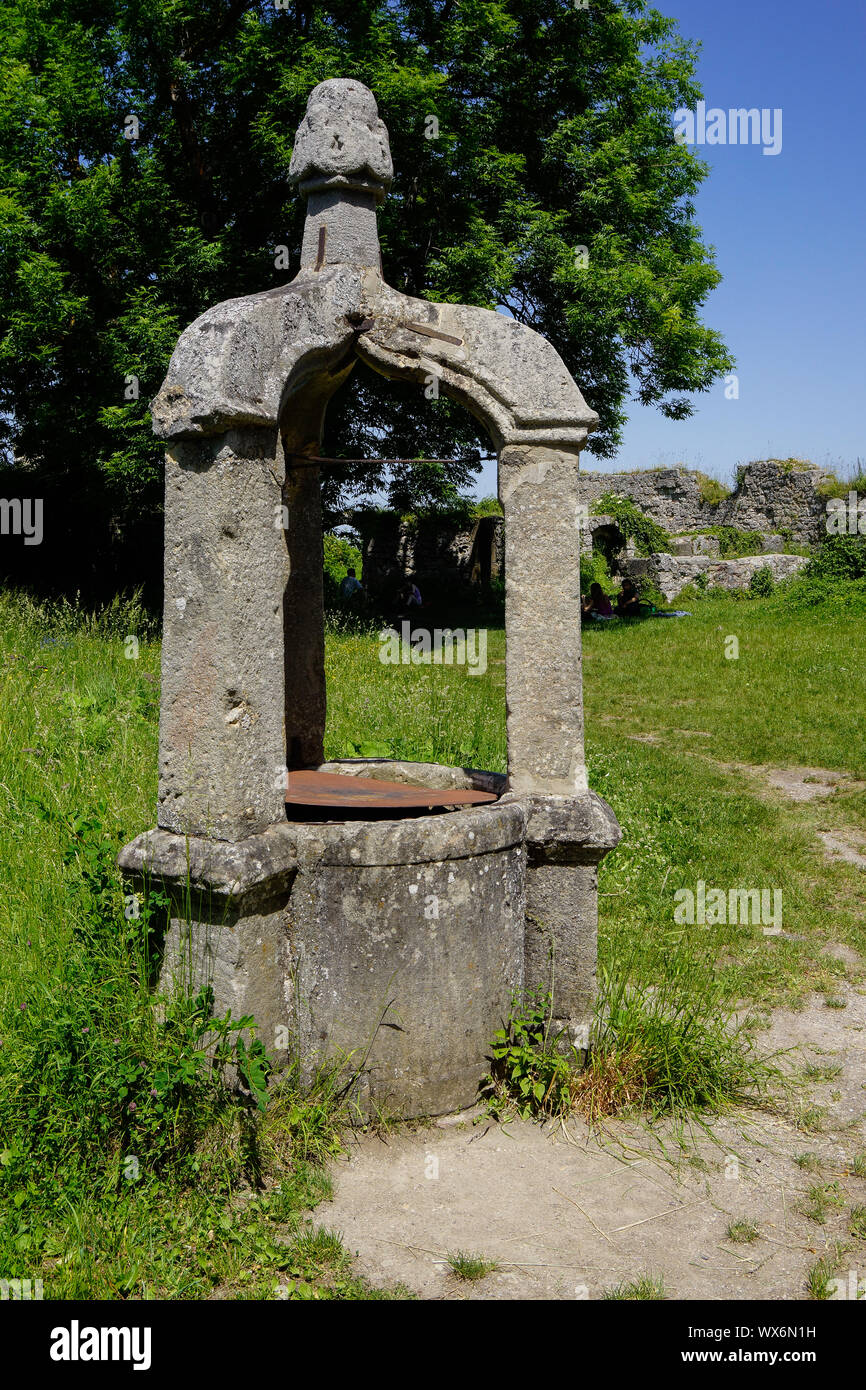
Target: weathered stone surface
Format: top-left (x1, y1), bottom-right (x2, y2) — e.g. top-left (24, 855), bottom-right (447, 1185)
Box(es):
top-left (118, 822), bottom-right (298, 899)
top-left (669, 534), bottom-right (720, 557)
top-left (759, 533), bottom-right (786, 553)
top-left (289, 79), bottom-right (393, 201)
top-left (520, 791), bottom-right (621, 1046)
top-left (289, 805), bottom-right (526, 1117)
top-left (152, 262), bottom-right (598, 450)
top-left (354, 509), bottom-right (504, 597)
top-left (580, 459), bottom-right (835, 545)
top-left (151, 268), bottom-right (362, 439)
top-left (621, 551), bottom-right (809, 602)
top-left (500, 443), bottom-right (586, 797)
top-left (158, 428), bottom-right (289, 840)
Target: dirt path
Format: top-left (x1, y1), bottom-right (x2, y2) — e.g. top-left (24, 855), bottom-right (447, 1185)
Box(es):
top-left (317, 757), bottom-right (866, 1301)
top-left (319, 976), bottom-right (866, 1301)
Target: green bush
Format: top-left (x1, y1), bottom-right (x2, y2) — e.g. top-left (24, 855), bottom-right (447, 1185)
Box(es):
top-left (702, 525), bottom-right (767, 558)
top-left (472, 495), bottom-right (503, 518)
top-left (323, 532), bottom-right (362, 586)
top-left (580, 550), bottom-right (612, 594)
top-left (748, 566), bottom-right (776, 597)
top-left (816, 473), bottom-right (854, 501)
top-left (592, 493), bottom-right (670, 557)
top-left (694, 472), bottom-right (731, 506)
top-left (323, 532), bottom-right (364, 609)
top-left (805, 534), bottom-right (866, 583)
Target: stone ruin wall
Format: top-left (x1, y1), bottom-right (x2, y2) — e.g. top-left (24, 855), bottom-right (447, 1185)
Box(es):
top-left (356, 508), bottom-right (505, 598)
top-left (357, 460), bottom-right (834, 596)
top-left (579, 458), bottom-right (835, 545)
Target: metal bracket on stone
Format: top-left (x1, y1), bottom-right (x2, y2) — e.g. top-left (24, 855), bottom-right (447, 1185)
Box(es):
top-left (400, 320), bottom-right (464, 346)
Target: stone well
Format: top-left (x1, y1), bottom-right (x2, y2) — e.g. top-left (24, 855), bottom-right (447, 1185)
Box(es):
top-left (118, 79), bottom-right (621, 1117)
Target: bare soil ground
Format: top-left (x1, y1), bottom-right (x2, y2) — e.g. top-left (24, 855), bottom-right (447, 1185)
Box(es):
top-left (318, 972), bottom-right (866, 1301)
top-left (317, 762), bottom-right (866, 1301)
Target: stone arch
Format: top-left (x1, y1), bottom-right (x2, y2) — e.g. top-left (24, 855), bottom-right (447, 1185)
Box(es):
top-left (120, 79), bottom-right (622, 1120)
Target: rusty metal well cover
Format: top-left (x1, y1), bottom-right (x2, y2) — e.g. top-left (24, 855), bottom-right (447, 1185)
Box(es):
top-left (285, 768), bottom-right (496, 812)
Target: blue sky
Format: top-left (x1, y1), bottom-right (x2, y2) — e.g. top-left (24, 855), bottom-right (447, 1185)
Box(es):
top-left (475, 0), bottom-right (865, 495)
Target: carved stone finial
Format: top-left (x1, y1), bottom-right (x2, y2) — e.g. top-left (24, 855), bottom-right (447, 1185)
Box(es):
top-left (289, 79), bottom-right (393, 205)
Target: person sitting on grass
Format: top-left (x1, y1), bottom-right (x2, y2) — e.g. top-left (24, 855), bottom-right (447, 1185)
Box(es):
top-left (581, 582), bottom-right (613, 620)
top-left (616, 579), bottom-right (644, 617)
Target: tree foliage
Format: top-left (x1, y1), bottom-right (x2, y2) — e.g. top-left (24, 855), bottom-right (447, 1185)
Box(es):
top-left (0, 0), bottom-right (733, 568)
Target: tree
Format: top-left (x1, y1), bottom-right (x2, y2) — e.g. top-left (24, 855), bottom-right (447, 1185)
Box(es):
top-left (0, 0), bottom-right (733, 589)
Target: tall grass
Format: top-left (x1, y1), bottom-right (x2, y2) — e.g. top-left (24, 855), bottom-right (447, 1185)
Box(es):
top-left (0, 589), bottom-right (377, 1299)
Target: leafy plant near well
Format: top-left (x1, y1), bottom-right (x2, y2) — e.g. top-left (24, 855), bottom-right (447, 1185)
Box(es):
top-left (592, 492), bottom-right (671, 556)
top-left (481, 988), bottom-right (578, 1121)
top-left (482, 951), bottom-right (775, 1127)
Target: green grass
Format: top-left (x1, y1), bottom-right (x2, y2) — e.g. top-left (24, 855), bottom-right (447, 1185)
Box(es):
top-left (726, 1220), bottom-right (760, 1244)
top-left (446, 1250), bottom-right (500, 1281)
top-left (602, 1274), bottom-right (666, 1300)
top-left (806, 1255), bottom-right (838, 1300)
top-left (582, 589), bottom-right (866, 777)
top-left (1, 577), bottom-right (865, 1298)
top-left (0, 590), bottom-right (391, 1299)
top-left (794, 1153), bottom-right (823, 1172)
top-left (850, 1205), bottom-right (866, 1239)
top-left (798, 1182), bottom-right (847, 1225)
top-left (694, 471), bottom-right (731, 506)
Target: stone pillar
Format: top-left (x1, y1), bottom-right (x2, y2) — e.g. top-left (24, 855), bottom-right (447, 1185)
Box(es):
top-left (521, 793), bottom-right (621, 1049)
top-left (499, 442), bottom-right (586, 797)
top-left (300, 188), bottom-right (383, 270)
top-left (158, 427), bottom-right (289, 841)
top-left (500, 442), bottom-right (621, 1045)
